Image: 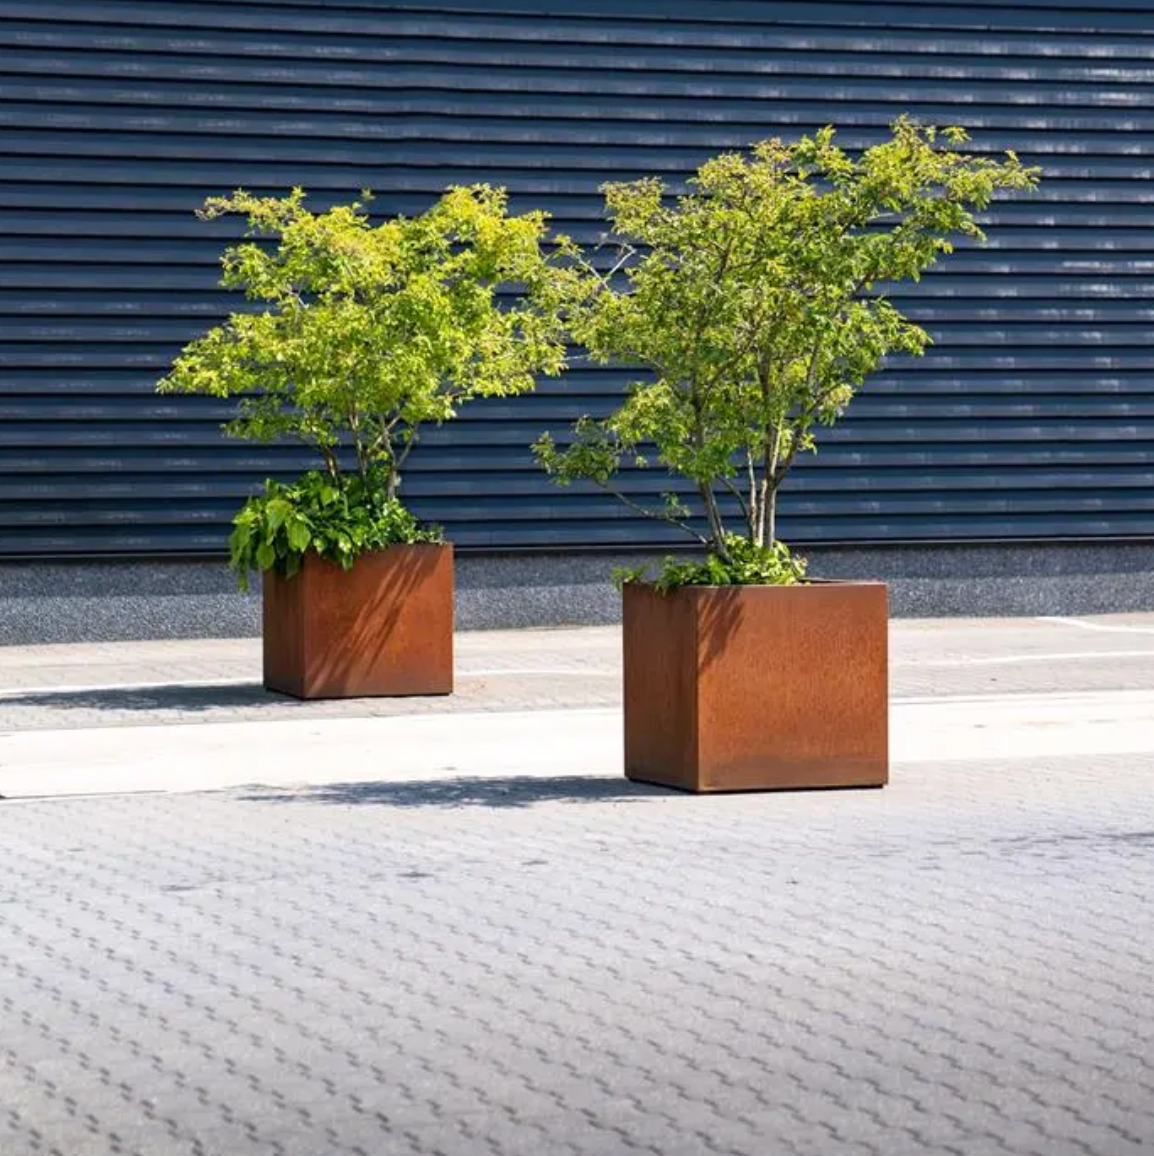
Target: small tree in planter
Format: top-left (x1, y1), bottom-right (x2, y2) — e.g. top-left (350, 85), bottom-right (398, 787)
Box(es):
top-left (160, 185), bottom-right (577, 698)
top-left (536, 120), bottom-right (1038, 791)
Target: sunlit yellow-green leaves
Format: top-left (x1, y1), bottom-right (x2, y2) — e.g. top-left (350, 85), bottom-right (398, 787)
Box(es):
top-left (535, 118), bottom-right (1039, 583)
top-left (159, 184), bottom-right (579, 501)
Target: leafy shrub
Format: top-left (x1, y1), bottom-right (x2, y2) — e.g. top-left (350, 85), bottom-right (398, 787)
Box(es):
top-left (615, 537), bottom-right (807, 593)
top-left (159, 185), bottom-right (580, 585)
top-left (229, 470), bottom-right (443, 590)
top-left (536, 120), bottom-right (1039, 589)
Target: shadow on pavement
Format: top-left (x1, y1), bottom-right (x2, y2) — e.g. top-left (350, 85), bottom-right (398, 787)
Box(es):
top-left (0, 682), bottom-right (291, 714)
top-left (238, 775), bottom-right (678, 809)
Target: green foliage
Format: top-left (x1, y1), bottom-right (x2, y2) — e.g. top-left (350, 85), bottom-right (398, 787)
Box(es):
top-left (228, 469), bottom-right (443, 590)
top-left (159, 184), bottom-right (582, 583)
top-left (614, 537), bottom-right (807, 593)
top-left (536, 119), bottom-right (1039, 586)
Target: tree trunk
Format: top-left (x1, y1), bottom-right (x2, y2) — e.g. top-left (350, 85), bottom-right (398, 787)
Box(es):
top-left (320, 445), bottom-right (341, 482)
top-left (699, 483), bottom-right (729, 558)
top-left (746, 454), bottom-right (760, 544)
top-left (350, 413), bottom-right (368, 483)
top-left (759, 426), bottom-right (781, 547)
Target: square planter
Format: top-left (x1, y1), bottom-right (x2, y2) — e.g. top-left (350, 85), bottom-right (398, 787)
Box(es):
top-left (262, 544), bottom-right (453, 699)
top-left (623, 580), bottom-right (888, 792)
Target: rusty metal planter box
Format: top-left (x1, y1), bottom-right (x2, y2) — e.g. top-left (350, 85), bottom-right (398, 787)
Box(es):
top-left (623, 581), bottom-right (888, 792)
top-left (262, 544), bottom-right (453, 699)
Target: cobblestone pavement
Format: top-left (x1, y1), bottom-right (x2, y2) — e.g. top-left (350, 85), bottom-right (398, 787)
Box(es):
top-left (2, 617), bottom-right (1154, 1155)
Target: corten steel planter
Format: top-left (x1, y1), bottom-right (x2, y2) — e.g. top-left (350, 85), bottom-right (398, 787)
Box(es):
top-left (622, 580), bottom-right (888, 792)
top-left (262, 544), bottom-right (453, 699)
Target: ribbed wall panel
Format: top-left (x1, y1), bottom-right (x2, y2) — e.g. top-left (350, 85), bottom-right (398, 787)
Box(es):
top-left (2, 0), bottom-right (1154, 554)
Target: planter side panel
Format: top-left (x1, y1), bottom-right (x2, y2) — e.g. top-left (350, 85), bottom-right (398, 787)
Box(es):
top-left (262, 566), bottom-right (306, 698)
top-left (695, 583), bottom-right (888, 791)
top-left (623, 583), bottom-right (699, 790)
top-left (267, 544), bottom-right (453, 699)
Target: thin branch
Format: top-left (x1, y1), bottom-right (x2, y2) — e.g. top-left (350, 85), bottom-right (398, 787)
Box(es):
top-left (768, 437), bottom-right (802, 493)
top-left (595, 481), bottom-right (710, 546)
top-left (590, 239), bottom-right (637, 291)
top-left (383, 425), bottom-right (420, 502)
top-left (718, 475), bottom-right (750, 524)
top-left (393, 426), bottom-right (420, 472)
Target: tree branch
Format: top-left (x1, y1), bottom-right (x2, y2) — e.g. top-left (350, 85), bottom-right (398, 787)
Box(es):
top-left (590, 240), bottom-right (637, 291)
top-left (718, 475), bottom-right (750, 524)
top-left (384, 425), bottom-right (420, 502)
top-left (595, 481), bottom-right (710, 546)
top-left (317, 443), bottom-right (340, 481)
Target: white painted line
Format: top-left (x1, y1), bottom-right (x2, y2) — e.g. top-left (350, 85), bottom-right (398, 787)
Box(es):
top-left (918, 650), bottom-right (1154, 668)
top-left (891, 688), bottom-right (1154, 706)
top-left (1035, 615), bottom-right (1154, 636)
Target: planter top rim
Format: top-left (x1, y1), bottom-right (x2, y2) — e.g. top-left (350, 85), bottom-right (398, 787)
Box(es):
top-left (624, 577), bottom-right (887, 591)
top-left (304, 541), bottom-right (453, 559)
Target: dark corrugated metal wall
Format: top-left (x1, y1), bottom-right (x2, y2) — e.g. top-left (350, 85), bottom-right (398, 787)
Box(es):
top-left (2, 0), bottom-right (1154, 556)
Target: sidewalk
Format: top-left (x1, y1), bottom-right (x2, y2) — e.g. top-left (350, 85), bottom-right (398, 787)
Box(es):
top-left (2, 614), bottom-right (1154, 797)
top-left (3, 615), bottom-right (1154, 1156)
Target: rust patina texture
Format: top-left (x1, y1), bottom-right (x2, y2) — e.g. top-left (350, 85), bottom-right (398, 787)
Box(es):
top-left (623, 581), bottom-right (888, 792)
top-left (263, 544), bottom-right (453, 699)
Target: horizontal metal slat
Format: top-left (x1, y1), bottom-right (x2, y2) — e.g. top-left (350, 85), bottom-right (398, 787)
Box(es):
top-left (10, 48), bottom-right (1154, 112)
top-left (10, 20), bottom-right (1154, 82)
top-left (17, 106), bottom-right (1154, 161)
top-left (19, 74), bottom-right (1154, 137)
top-left (11, 128), bottom-right (1154, 180)
top-left (6, 440), bottom-right (1154, 476)
top-left (8, 463), bottom-right (1154, 505)
top-left (5, 0), bottom-right (1154, 36)
top-left (4, 513), bottom-right (1153, 558)
top-left (7, 487), bottom-right (1154, 532)
top-left (4, 416), bottom-right (1154, 448)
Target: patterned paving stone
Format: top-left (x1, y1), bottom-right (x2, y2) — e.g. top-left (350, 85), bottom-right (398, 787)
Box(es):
top-left (2, 743), bottom-right (1154, 1155)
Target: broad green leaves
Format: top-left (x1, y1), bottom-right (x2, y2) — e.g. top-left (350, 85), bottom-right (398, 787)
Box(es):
top-left (535, 119), bottom-right (1039, 584)
top-left (228, 469), bottom-right (443, 589)
top-left (615, 536), bottom-right (808, 592)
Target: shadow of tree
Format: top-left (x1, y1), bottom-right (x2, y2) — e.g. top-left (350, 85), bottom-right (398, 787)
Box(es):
top-left (239, 775), bottom-right (680, 809)
top-left (0, 683), bottom-right (289, 714)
